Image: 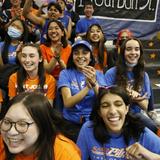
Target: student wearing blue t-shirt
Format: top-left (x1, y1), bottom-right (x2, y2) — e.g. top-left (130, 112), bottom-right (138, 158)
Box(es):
top-left (77, 86), bottom-right (160, 160)
top-left (75, 1), bottom-right (99, 39)
top-left (0, 18), bottom-right (28, 66)
top-left (104, 37), bottom-right (158, 133)
top-left (57, 40), bottom-right (106, 141)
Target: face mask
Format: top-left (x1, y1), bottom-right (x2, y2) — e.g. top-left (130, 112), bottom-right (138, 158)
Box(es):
top-left (66, 3), bottom-right (73, 10)
top-left (125, 61), bottom-right (137, 68)
top-left (0, 2), bottom-right (3, 8)
top-left (7, 26), bottom-right (22, 39)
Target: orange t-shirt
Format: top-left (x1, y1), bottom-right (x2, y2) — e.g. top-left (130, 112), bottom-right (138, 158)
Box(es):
top-left (93, 48), bottom-right (107, 72)
top-left (0, 89), bottom-right (3, 103)
top-left (8, 72), bottom-right (56, 100)
top-left (40, 44), bottom-right (71, 79)
top-left (0, 134), bottom-right (81, 160)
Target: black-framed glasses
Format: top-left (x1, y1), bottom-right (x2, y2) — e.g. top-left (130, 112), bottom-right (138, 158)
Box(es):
top-left (0, 119), bottom-right (34, 133)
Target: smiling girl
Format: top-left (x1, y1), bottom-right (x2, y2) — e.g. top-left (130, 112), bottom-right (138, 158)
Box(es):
top-left (8, 43), bottom-right (56, 105)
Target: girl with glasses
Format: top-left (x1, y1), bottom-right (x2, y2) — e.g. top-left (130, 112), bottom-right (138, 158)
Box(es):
top-left (0, 92), bottom-right (81, 160)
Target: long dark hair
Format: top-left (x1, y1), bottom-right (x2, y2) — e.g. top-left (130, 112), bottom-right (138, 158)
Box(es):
top-left (2, 92), bottom-right (75, 160)
top-left (86, 23), bottom-right (106, 68)
top-left (45, 19), bottom-right (68, 48)
top-left (17, 43), bottom-right (45, 93)
top-left (90, 86), bottom-right (145, 145)
top-left (116, 37), bottom-right (145, 91)
top-left (1, 18), bottom-right (29, 64)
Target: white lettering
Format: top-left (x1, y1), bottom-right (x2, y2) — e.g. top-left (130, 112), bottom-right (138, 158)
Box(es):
top-left (95, 0), bottom-right (103, 7)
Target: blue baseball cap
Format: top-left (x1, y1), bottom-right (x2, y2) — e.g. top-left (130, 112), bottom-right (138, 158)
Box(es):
top-left (72, 40), bottom-right (92, 52)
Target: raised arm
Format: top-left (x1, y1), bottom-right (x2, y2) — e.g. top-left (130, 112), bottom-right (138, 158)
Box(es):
top-left (23, 0), bottom-right (45, 27)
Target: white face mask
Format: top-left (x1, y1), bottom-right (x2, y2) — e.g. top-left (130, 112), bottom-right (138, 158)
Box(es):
top-left (0, 2), bottom-right (3, 8)
top-left (125, 61), bottom-right (137, 68)
top-left (7, 26), bottom-right (22, 39)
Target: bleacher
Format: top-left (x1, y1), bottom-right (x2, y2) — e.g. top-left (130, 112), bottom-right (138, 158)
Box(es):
top-left (142, 39), bottom-right (160, 122)
top-left (142, 39), bottom-right (160, 109)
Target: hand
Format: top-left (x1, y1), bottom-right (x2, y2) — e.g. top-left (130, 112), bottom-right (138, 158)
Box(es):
top-left (81, 66), bottom-right (97, 87)
top-left (126, 143), bottom-right (145, 160)
top-left (126, 142), bottom-right (157, 160)
top-left (51, 42), bottom-right (62, 58)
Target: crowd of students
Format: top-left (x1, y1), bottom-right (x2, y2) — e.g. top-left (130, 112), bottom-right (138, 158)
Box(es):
top-left (0, 0), bottom-right (160, 159)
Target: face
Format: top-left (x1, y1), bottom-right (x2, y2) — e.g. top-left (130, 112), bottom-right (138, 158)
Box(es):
top-left (1, 102), bottom-right (39, 155)
top-left (73, 46), bottom-right (91, 69)
top-left (20, 46), bottom-right (42, 75)
top-left (48, 22), bottom-right (64, 42)
top-left (99, 93), bottom-right (129, 134)
top-left (84, 4), bottom-right (94, 18)
top-left (120, 31), bottom-right (130, 40)
top-left (89, 25), bottom-right (103, 43)
top-left (10, 0), bottom-right (21, 6)
top-left (10, 20), bottom-right (24, 33)
top-left (48, 5), bottom-right (61, 19)
top-left (57, 0), bottom-right (66, 11)
top-left (66, 0), bottom-right (73, 3)
top-left (124, 39), bottom-right (141, 65)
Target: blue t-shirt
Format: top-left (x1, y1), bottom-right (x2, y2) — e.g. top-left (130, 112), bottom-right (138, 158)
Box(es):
top-left (104, 67), bottom-right (151, 113)
top-left (58, 69), bottom-right (106, 124)
top-left (77, 121), bottom-right (160, 160)
top-left (76, 17), bottom-right (99, 34)
top-left (0, 42), bottom-right (18, 64)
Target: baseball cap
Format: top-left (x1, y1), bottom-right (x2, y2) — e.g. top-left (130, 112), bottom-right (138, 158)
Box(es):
top-left (72, 40), bottom-right (92, 52)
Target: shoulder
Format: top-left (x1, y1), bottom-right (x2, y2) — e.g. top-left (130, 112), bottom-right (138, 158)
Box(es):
top-left (9, 72), bottom-right (17, 80)
top-left (140, 127), bottom-right (160, 145)
top-left (54, 134), bottom-right (81, 160)
top-left (81, 121), bottom-right (93, 131)
top-left (62, 44), bottom-right (72, 51)
top-left (45, 73), bottom-right (56, 82)
top-left (105, 67), bottom-right (117, 76)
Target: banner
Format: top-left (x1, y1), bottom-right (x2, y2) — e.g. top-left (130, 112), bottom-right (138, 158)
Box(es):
top-left (75, 0), bottom-right (159, 22)
top-left (75, 0), bottom-right (160, 39)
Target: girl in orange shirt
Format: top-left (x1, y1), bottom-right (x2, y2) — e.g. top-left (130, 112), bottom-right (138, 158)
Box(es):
top-left (8, 43), bottom-right (56, 105)
top-left (86, 23), bottom-right (108, 72)
top-left (0, 92), bottom-right (81, 160)
top-left (40, 19), bottom-right (71, 79)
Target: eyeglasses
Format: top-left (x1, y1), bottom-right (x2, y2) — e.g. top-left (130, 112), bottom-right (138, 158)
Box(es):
top-left (0, 119), bottom-right (34, 133)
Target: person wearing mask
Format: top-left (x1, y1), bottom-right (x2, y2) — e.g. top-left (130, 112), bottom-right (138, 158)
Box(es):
top-left (0, 92), bottom-right (81, 160)
top-left (65, 0), bottom-right (80, 43)
top-left (0, 18), bottom-right (28, 67)
top-left (104, 37), bottom-right (158, 133)
top-left (77, 86), bottom-right (160, 160)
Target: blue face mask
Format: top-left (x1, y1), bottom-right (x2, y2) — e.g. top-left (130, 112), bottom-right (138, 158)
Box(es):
top-left (7, 26), bottom-right (22, 39)
top-left (125, 61), bottom-right (137, 68)
top-left (66, 3), bottom-right (73, 10)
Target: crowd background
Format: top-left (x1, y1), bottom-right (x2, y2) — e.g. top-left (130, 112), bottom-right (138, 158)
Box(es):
top-left (0, 0), bottom-right (160, 159)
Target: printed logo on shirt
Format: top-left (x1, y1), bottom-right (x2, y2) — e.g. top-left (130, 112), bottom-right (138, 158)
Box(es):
top-left (16, 84), bottom-right (48, 96)
top-left (91, 146), bottom-right (126, 159)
